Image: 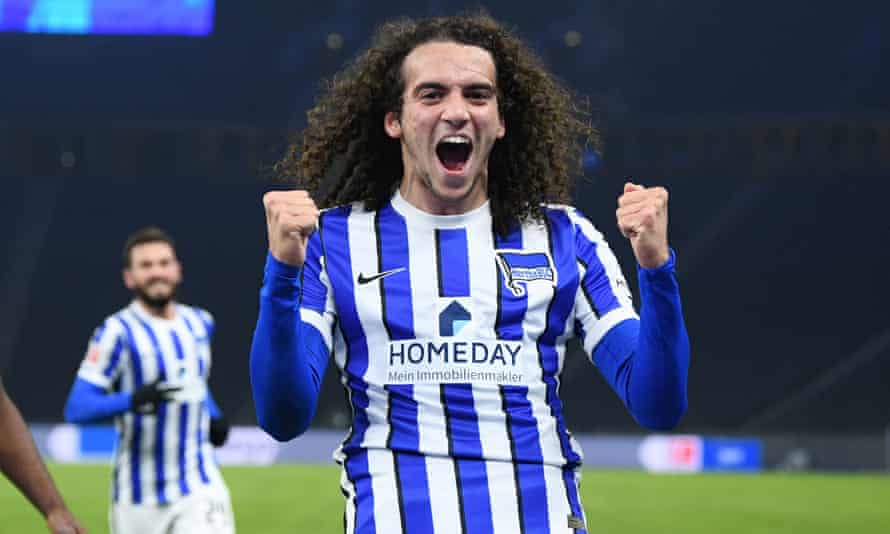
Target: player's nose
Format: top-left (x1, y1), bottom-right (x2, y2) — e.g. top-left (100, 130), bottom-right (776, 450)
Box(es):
top-left (441, 95), bottom-right (470, 128)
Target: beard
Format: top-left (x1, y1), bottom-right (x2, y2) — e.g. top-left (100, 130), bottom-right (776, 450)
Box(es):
top-left (133, 281), bottom-right (176, 311)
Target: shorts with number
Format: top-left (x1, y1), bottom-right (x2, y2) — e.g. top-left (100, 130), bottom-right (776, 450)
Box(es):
top-left (110, 483), bottom-right (235, 534)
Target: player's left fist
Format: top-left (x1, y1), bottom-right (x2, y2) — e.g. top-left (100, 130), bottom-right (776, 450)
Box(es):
top-left (616, 182), bottom-right (670, 269)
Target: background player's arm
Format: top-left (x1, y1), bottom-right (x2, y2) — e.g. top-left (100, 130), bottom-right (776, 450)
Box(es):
top-left (206, 392), bottom-right (230, 447)
top-left (250, 191), bottom-right (330, 441)
top-left (64, 322), bottom-right (177, 423)
top-left (0, 377), bottom-right (86, 534)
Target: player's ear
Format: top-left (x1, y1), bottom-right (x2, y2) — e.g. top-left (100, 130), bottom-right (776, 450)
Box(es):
top-left (384, 111), bottom-right (402, 139)
top-left (122, 268), bottom-right (135, 290)
top-left (173, 258), bottom-right (183, 283)
top-left (497, 113), bottom-right (505, 139)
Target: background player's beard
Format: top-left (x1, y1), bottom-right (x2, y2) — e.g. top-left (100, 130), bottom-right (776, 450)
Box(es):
top-left (133, 282), bottom-right (176, 312)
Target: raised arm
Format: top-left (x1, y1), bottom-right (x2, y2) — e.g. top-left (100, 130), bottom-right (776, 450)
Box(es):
top-left (574, 184), bottom-right (690, 430)
top-left (250, 191), bottom-right (331, 441)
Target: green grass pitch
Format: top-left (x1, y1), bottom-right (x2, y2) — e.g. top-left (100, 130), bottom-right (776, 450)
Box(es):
top-left (1, 464), bottom-right (887, 533)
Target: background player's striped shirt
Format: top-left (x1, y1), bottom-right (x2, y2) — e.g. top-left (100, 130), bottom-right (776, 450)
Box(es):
top-left (295, 191), bottom-right (639, 533)
top-left (77, 302), bottom-right (224, 506)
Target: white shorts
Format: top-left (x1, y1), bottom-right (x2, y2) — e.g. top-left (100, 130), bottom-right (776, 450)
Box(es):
top-left (110, 483), bottom-right (235, 534)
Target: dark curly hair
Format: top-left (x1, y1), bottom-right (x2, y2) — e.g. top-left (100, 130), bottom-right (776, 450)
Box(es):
top-left (276, 11), bottom-right (597, 235)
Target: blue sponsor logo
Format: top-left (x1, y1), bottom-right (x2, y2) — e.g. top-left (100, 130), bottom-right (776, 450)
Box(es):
top-left (495, 250), bottom-right (557, 296)
top-left (439, 301), bottom-right (471, 336)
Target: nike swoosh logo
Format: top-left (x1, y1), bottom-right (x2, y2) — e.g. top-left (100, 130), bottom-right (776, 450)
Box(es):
top-left (357, 268), bottom-right (406, 285)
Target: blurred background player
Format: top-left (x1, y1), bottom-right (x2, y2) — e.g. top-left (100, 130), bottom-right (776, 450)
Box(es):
top-left (63, 227), bottom-right (235, 534)
top-left (0, 375), bottom-right (86, 534)
top-left (251, 12), bottom-right (689, 534)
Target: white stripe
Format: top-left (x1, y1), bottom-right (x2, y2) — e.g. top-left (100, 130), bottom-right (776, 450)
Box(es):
top-left (163, 396), bottom-right (183, 499)
top-left (592, 235), bottom-right (635, 311)
top-left (487, 460), bottom-right (522, 534)
top-left (582, 307), bottom-right (639, 357)
top-left (347, 209), bottom-right (391, 450)
top-left (340, 467), bottom-right (357, 534)
top-left (115, 413), bottom-right (132, 503)
top-left (426, 456), bottom-right (462, 534)
top-left (520, 224), bottom-right (566, 466)
top-left (300, 308), bottom-right (334, 352)
top-left (544, 464), bottom-right (572, 534)
top-left (332, 324), bottom-right (347, 378)
top-left (408, 223), bottom-right (449, 456)
top-left (468, 222), bottom-right (516, 460)
top-left (367, 449), bottom-right (403, 534)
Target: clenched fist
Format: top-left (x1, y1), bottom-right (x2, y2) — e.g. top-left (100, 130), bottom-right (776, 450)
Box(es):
top-left (263, 190), bottom-right (320, 267)
top-left (616, 182), bottom-right (671, 269)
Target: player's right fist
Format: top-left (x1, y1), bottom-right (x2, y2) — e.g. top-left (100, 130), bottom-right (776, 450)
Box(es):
top-left (262, 190), bottom-right (319, 267)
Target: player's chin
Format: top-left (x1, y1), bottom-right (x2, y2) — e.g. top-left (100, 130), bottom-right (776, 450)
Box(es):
top-left (432, 164), bottom-right (477, 195)
top-left (141, 285), bottom-right (175, 301)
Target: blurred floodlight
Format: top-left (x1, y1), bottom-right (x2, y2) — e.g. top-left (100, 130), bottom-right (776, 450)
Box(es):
top-left (564, 30), bottom-right (583, 48)
top-left (326, 32), bottom-right (344, 51)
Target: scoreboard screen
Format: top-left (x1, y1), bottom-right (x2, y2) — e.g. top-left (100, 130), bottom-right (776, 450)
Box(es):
top-left (0, 0), bottom-right (214, 35)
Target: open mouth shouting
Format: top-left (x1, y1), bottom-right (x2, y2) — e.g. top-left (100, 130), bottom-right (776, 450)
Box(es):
top-left (436, 135), bottom-right (473, 174)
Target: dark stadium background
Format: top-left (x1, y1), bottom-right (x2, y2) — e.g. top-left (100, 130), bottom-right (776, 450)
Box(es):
top-left (2, 0), bottom-right (888, 468)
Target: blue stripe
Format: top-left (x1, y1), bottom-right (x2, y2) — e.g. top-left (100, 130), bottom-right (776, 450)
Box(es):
top-left (195, 309), bottom-right (214, 339)
top-left (323, 207), bottom-right (376, 534)
top-left (576, 228), bottom-right (621, 317)
top-left (91, 323), bottom-right (106, 342)
top-left (118, 317), bottom-right (144, 504)
top-left (377, 204), bottom-right (413, 340)
top-left (562, 467), bottom-right (588, 534)
top-left (443, 384), bottom-right (494, 533)
top-left (457, 459), bottom-right (495, 533)
top-left (170, 330), bottom-right (186, 361)
top-left (502, 387), bottom-right (549, 532)
top-left (438, 225), bottom-right (492, 532)
top-left (178, 404), bottom-right (190, 496)
top-left (345, 450), bottom-right (375, 534)
top-left (376, 204), bottom-right (432, 533)
top-left (494, 226), bottom-right (527, 342)
top-left (102, 336), bottom-right (124, 378)
top-left (540, 210), bottom-right (583, 466)
top-left (301, 230), bottom-right (329, 313)
top-left (195, 402), bottom-right (210, 484)
top-left (180, 314), bottom-right (206, 377)
top-left (395, 453), bottom-right (435, 534)
top-left (134, 317), bottom-right (169, 504)
top-left (494, 227), bottom-right (550, 533)
top-left (436, 228), bottom-right (470, 297)
top-left (171, 329), bottom-right (190, 496)
top-left (155, 403), bottom-right (168, 503)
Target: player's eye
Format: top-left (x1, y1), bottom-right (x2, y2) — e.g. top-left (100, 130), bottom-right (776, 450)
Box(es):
top-left (418, 89), bottom-right (443, 101)
top-left (465, 90), bottom-right (491, 101)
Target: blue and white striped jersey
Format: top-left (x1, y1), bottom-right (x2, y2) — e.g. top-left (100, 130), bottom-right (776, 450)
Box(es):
top-left (300, 191), bottom-right (638, 533)
top-left (77, 302), bottom-right (225, 506)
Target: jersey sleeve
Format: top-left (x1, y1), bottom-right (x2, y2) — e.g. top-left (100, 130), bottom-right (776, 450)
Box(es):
top-left (299, 228), bottom-right (337, 352)
top-left (191, 307), bottom-right (214, 375)
top-left (568, 208), bottom-right (640, 358)
top-left (76, 318), bottom-right (127, 390)
top-left (196, 308), bottom-right (215, 340)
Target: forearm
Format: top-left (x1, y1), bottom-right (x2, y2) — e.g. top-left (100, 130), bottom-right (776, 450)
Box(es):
top-left (626, 254), bottom-right (690, 429)
top-left (593, 251), bottom-right (690, 430)
top-left (64, 378), bottom-right (132, 424)
top-left (250, 253), bottom-right (327, 441)
top-left (0, 389), bottom-right (68, 518)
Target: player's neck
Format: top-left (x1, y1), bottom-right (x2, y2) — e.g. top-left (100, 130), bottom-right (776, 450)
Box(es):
top-left (135, 299), bottom-right (177, 320)
top-left (399, 175), bottom-right (488, 215)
